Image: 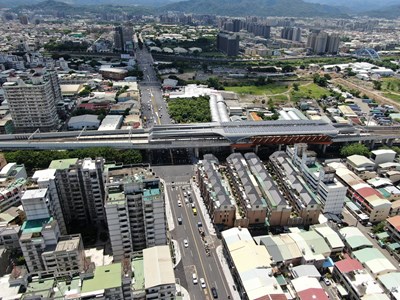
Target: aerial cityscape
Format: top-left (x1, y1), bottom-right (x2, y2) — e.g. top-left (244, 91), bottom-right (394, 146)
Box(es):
top-left (0, 0), bottom-right (399, 299)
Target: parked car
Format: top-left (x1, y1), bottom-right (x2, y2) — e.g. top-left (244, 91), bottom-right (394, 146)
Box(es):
top-left (192, 273), bottom-right (198, 284)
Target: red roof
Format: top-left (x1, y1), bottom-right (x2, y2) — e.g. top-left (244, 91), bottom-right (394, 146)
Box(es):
top-left (335, 258), bottom-right (363, 274)
top-left (255, 294), bottom-right (287, 300)
top-left (387, 215), bottom-right (400, 231)
top-left (298, 288), bottom-right (328, 300)
top-left (356, 186), bottom-right (384, 199)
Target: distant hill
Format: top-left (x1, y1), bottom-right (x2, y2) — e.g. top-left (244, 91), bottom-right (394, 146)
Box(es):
top-left (363, 4), bottom-right (400, 19)
top-left (161, 0), bottom-right (348, 18)
top-left (13, 0), bottom-right (153, 15)
top-left (0, 0), bottom-right (177, 8)
top-left (303, 0), bottom-right (398, 13)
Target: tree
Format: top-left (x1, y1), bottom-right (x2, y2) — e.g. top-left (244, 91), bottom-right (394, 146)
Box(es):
top-left (255, 76), bottom-right (266, 86)
top-left (340, 143), bottom-right (370, 157)
top-left (373, 81), bottom-right (382, 90)
top-left (323, 74), bottom-right (332, 80)
top-left (372, 221), bottom-right (385, 234)
top-left (293, 83), bottom-right (300, 91)
top-left (282, 65), bottom-right (295, 73)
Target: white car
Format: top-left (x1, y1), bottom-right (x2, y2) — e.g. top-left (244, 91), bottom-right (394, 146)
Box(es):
top-left (184, 239), bottom-right (189, 248)
top-left (192, 273), bottom-right (198, 284)
top-left (184, 197), bottom-right (189, 204)
top-left (200, 278), bottom-right (206, 288)
top-left (177, 200), bottom-right (182, 207)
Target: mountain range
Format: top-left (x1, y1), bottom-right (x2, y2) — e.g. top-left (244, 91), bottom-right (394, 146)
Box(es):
top-left (303, 0), bottom-right (399, 13)
top-left (5, 0), bottom-right (400, 19)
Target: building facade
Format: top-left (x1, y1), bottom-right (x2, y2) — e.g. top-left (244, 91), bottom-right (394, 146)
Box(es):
top-left (3, 71), bottom-right (61, 132)
top-left (104, 164), bottom-right (167, 261)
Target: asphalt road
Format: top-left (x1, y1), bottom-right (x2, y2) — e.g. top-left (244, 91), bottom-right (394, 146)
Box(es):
top-left (155, 165), bottom-right (231, 300)
top-left (135, 45), bottom-right (171, 126)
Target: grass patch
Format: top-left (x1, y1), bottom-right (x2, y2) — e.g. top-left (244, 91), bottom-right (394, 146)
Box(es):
top-left (382, 78), bottom-right (400, 92)
top-left (270, 94), bottom-right (289, 102)
top-left (291, 83), bottom-right (329, 102)
top-left (225, 84), bottom-right (288, 95)
top-left (383, 92), bottom-right (400, 103)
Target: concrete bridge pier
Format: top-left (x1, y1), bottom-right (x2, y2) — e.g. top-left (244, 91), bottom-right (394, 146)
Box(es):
top-left (278, 144), bottom-right (283, 151)
top-left (194, 147), bottom-right (199, 158)
top-left (322, 144), bottom-right (327, 154)
top-left (255, 145), bottom-right (260, 153)
top-left (386, 139), bottom-right (394, 147)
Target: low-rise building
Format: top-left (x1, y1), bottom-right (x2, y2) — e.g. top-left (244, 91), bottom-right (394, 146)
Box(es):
top-left (270, 151), bottom-right (321, 225)
top-left (67, 114), bottom-right (100, 130)
top-left (221, 227), bottom-right (286, 300)
top-left (346, 155), bottom-right (376, 179)
top-left (98, 115), bottom-right (123, 131)
top-left (42, 234), bottom-right (86, 274)
top-left (386, 215), bottom-right (400, 245)
top-left (377, 272), bottom-right (400, 300)
top-left (196, 154), bottom-right (236, 228)
top-left (339, 227), bottom-right (373, 252)
top-left (352, 248), bottom-right (397, 277)
top-left (329, 162), bottom-right (391, 223)
top-left (0, 223), bottom-right (20, 250)
top-left (370, 149), bottom-right (397, 168)
top-left (333, 258), bottom-right (388, 300)
top-left (226, 153), bottom-right (268, 227)
top-left (244, 153), bottom-right (292, 227)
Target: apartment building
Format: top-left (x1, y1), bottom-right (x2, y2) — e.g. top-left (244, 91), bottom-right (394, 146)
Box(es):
top-left (42, 234), bottom-right (86, 274)
top-left (196, 154), bottom-right (236, 228)
top-left (217, 32), bottom-right (239, 56)
top-left (49, 158), bottom-right (105, 231)
top-left (226, 153), bottom-right (268, 228)
top-left (0, 223), bottom-right (20, 250)
top-left (19, 217), bottom-right (60, 272)
top-left (104, 164), bottom-right (167, 261)
top-left (269, 151), bottom-right (321, 225)
top-left (288, 144), bottom-right (347, 216)
top-left (0, 162), bottom-right (27, 213)
top-left (31, 169), bottom-right (67, 235)
top-left (3, 71), bottom-right (61, 132)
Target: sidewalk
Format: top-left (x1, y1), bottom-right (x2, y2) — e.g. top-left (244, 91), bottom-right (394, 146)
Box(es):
top-left (176, 283), bottom-right (190, 300)
top-left (162, 179), bottom-right (175, 232)
top-left (172, 239), bottom-right (181, 268)
top-left (216, 245), bottom-right (241, 300)
top-left (191, 180), bottom-right (216, 236)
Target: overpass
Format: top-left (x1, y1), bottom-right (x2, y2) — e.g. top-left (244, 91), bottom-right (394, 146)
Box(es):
top-left (0, 121), bottom-right (398, 151)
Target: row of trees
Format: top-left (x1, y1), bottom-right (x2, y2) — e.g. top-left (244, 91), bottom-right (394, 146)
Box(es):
top-left (168, 96), bottom-right (211, 123)
top-left (3, 148), bottom-right (142, 174)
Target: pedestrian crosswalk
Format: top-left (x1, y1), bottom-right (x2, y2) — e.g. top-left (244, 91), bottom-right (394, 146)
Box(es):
top-left (165, 181), bottom-right (189, 186)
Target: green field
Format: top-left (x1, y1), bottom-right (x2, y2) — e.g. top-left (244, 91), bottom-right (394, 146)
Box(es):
top-left (382, 78), bottom-right (400, 92)
top-left (383, 92), bottom-right (400, 103)
top-left (269, 94), bottom-right (289, 102)
top-left (225, 84), bottom-right (288, 95)
top-left (291, 83), bottom-right (329, 102)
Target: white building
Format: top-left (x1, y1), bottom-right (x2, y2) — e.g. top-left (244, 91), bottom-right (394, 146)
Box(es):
top-left (104, 165), bottom-right (167, 262)
top-left (98, 115), bottom-right (123, 131)
top-left (288, 144), bottom-right (347, 215)
top-left (370, 149), bottom-right (396, 168)
top-left (31, 169), bottom-right (67, 235)
top-left (3, 71), bottom-right (61, 132)
top-left (143, 246), bottom-right (176, 300)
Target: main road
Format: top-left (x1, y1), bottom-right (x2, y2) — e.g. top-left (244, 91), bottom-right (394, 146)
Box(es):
top-left (154, 165), bottom-right (232, 300)
top-left (135, 35), bottom-right (171, 126)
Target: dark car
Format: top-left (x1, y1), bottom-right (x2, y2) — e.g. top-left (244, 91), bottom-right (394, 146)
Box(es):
top-left (211, 287), bottom-right (218, 299)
